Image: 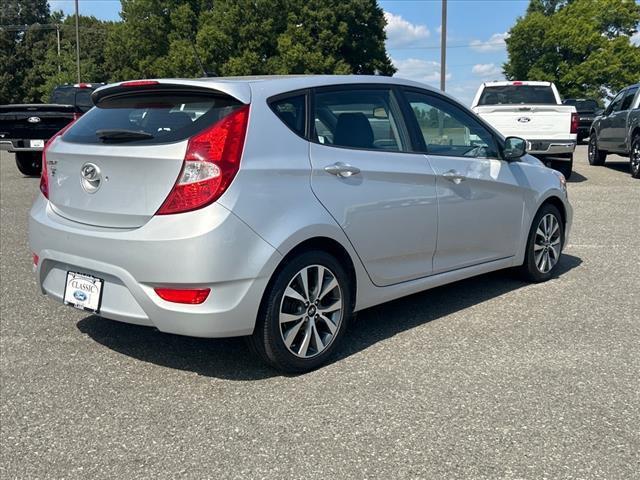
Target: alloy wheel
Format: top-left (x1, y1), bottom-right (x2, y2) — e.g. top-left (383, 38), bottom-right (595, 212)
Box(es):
top-left (279, 265), bottom-right (343, 358)
top-left (631, 141), bottom-right (640, 177)
top-left (588, 137), bottom-right (596, 163)
top-left (534, 213), bottom-right (561, 274)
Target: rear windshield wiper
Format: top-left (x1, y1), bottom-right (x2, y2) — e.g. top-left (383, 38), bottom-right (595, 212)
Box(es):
top-left (96, 129), bottom-right (154, 142)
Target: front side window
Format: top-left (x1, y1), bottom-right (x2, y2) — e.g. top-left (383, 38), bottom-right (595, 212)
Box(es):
top-left (404, 90), bottom-right (499, 159)
top-left (312, 88), bottom-right (406, 152)
top-left (270, 94), bottom-right (306, 136)
top-left (607, 91), bottom-right (625, 114)
top-left (621, 87), bottom-right (638, 111)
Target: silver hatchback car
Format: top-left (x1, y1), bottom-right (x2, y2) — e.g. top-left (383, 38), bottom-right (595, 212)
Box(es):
top-left (30, 75), bottom-right (572, 372)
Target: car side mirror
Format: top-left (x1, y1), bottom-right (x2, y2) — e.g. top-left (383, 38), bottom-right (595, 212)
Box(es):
top-left (503, 136), bottom-right (527, 161)
top-left (595, 108), bottom-right (604, 116)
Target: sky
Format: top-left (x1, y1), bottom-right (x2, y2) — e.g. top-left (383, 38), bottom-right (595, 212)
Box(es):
top-left (48, 0), bottom-right (530, 105)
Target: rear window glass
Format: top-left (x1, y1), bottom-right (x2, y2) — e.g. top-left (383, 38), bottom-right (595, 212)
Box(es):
top-left (478, 85), bottom-right (556, 105)
top-left (563, 99), bottom-right (598, 112)
top-left (63, 91), bottom-right (242, 145)
top-left (270, 94), bottom-right (305, 136)
top-left (51, 88), bottom-right (76, 105)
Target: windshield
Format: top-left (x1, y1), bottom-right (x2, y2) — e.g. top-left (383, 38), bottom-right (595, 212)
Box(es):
top-left (62, 91), bottom-right (242, 145)
top-left (478, 85), bottom-right (556, 105)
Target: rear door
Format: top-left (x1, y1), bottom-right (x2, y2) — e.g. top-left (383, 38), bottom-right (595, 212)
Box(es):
top-left (401, 88), bottom-right (525, 273)
top-left (309, 85), bottom-right (438, 287)
top-left (47, 86), bottom-right (244, 228)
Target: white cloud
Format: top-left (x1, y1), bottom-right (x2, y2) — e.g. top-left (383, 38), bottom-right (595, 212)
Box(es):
top-left (631, 31), bottom-right (640, 46)
top-left (384, 12), bottom-right (430, 47)
top-left (392, 58), bottom-right (451, 85)
top-left (470, 32), bottom-right (509, 52)
top-left (472, 63), bottom-right (503, 78)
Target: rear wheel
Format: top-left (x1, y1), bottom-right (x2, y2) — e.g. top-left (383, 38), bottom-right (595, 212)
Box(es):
top-left (248, 250), bottom-right (352, 373)
top-left (520, 203), bottom-right (564, 283)
top-left (15, 152), bottom-right (42, 177)
top-left (588, 135), bottom-right (607, 166)
top-left (630, 136), bottom-right (640, 179)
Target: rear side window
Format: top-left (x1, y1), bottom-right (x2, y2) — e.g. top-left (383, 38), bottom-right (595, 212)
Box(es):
top-left (312, 88), bottom-right (406, 151)
top-left (478, 85), bottom-right (556, 105)
top-left (63, 91), bottom-right (242, 145)
top-left (270, 94), bottom-right (306, 136)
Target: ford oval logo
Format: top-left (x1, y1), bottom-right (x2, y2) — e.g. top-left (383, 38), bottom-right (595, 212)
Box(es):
top-left (80, 162), bottom-right (101, 193)
top-left (517, 117), bottom-right (531, 123)
top-left (27, 116), bottom-right (41, 123)
top-left (73, 290), bottom-right (87, 302)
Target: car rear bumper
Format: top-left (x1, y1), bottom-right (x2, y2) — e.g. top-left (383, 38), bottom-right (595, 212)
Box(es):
top-left (527, 139), bottom-right (576, 156)
top-left (0, 139), bottom-right (44, 151)
top-left (29, 195), bottom-right (281, 337)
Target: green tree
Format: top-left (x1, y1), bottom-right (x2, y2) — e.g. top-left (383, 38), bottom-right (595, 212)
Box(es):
top-left (0, 0), bottom-right (52, 103)
top-left (30, 14), bottom-right (113, 100)
top-left (504, 0), bottom-right (640, 100)
top-left (104, 0), bottom-right (395, 80)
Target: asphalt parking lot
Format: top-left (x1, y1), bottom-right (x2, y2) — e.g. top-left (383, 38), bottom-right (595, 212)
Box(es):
top-left (1, 146), bottom-right (638, 479)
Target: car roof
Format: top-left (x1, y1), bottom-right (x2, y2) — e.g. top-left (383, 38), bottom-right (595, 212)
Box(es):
top-left (93, 75), bottom-right (446, 105)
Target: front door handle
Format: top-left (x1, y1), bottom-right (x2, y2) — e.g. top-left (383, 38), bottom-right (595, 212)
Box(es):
top-left (324, 162), bottom-right (361, 178)
top-left (442, 170), bottom-right (466, 184)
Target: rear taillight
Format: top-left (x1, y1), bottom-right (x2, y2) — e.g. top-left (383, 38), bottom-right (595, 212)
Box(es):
top-left (570, 112), bottom-right (579, 134)
top-left (121, 80), bottom-right (160, 87)
top-left (40, 118), bottom-right (79, 199)
top-left (154, 287), bottom-right (210, 304)
top-left (157, 104), bottom-right (250, 215)
top-left (32, 253), bottom-right (39, 267)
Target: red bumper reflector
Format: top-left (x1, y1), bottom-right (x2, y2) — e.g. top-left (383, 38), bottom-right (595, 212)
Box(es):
top-left (32, 253), bottom-right (39, 266)
top-left (154, 287), bottom-right (210, 304)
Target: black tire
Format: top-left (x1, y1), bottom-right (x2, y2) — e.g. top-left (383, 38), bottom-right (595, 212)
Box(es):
top-left (630, 136), bottom-right (640, 179)
top-left (15, 151), bottom-right (42, 177)
top-left (248, 250), bottom-right (353, 373)
top-left (587, 135), bottom-right (607, 166)
top-left (551, 155), bottom-right (573, 180)
top-left (520, 203), bottom-right (564, 283)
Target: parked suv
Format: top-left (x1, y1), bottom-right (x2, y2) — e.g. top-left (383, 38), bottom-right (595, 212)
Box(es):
top-left (588, 84), bottom-right (640, 178)
top-left (29, 76), bottom-right (572, 372)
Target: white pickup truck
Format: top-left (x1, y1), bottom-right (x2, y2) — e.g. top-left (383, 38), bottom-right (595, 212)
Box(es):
top-left (471, 81), bottom-right (578, 178)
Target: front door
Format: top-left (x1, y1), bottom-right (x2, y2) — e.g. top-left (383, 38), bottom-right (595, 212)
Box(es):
top-left (309, 86), bottom-right (438, 287)
top-left (400, 88), bottom-right (525, 273)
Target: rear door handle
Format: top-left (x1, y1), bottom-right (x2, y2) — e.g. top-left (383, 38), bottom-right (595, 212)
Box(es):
top-left (441, 170), bottom-right (466, 184)
top-left (324, 162), bottom-right (361, 178)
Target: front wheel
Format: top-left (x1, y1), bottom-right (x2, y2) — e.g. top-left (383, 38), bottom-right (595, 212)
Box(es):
top-left (520, 204), bottom-right (564, 283)
top-left (588, 135), bottom-right (607, 166)
top-left (630, 136), bottom-right (640, 179)
top-left (15, 151), bottom-right (42, 176)
top-left (248, 250), bottom-right (352, 373)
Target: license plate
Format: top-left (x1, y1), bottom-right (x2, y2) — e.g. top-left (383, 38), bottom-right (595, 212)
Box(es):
top-left (63, 271), bottom-right (104, 313)
top-left (30, 139), bottom-right (45, 148)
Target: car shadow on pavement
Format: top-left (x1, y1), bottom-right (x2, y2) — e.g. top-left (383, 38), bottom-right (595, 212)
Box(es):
top-left (603, 160), bottom-right (631, 174)
top-left (77, 254), bottom-right (582, 380)
top-left (567, 171), bottom-right (587, 183)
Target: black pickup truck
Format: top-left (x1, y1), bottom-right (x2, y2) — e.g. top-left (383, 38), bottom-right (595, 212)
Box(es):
top-left (562, 98), bottom-right (602, 143)
top-left (0, 83), bottom-right (103, 176)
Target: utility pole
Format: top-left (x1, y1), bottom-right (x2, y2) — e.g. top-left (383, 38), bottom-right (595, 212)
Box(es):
top-left (75, 0), bottom-right (81, 83)
top-left (56, 25), bottom-right (61, 74)
top-left (440, 0), bottom-right (447, 92)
